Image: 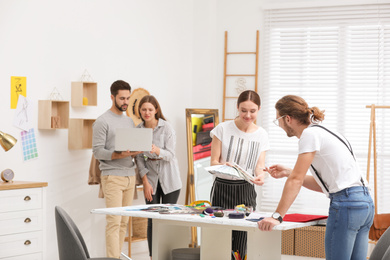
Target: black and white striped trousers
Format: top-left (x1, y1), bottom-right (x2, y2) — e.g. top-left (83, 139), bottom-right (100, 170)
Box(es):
top-left (210, 177), bottom-right (257, 259)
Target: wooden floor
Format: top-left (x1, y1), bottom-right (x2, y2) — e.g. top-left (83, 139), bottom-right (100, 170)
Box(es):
top-left (122, 240), bottom-right (326, 260)
top-left (123, 240), bottom-right (376, 260)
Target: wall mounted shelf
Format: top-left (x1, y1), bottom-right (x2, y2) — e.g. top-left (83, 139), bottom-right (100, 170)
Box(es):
top-left (38, 100), bottom-right (69, 130)
top-left (68, 118), bottom-right (95, 149)
top-left (71, 82), bottom-right (97, 107)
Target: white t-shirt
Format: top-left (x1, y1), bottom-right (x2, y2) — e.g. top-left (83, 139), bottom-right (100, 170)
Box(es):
top-left (299, 125), bottom-right (366, 196)
top-left (210, 120), bottom-right (270, 178)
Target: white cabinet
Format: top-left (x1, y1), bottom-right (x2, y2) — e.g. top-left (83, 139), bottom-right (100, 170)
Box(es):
top-left (0, 181), bottom-right (47, 260)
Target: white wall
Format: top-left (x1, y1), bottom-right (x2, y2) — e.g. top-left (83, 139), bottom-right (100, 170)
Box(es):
top-left (1, 0), bottom-right (348, 258)
top-left (192, 0), bottom-right (264, 112)
top-left (0, 0), bottom-right (195, 258)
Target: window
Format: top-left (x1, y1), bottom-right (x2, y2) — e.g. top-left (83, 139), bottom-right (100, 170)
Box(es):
top-left (260, 3), bottom-right (390, 215)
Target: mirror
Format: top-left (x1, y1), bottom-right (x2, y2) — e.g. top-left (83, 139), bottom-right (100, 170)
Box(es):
top-left (185, 108), bottom-right (219, 205)
top-left (185, 108), bottom-right (219, 247)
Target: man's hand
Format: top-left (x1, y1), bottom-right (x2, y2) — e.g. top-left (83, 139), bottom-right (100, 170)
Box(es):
top-left (111, 150), bottom-right (142, 160)
top-left (257, 217), bottom-right (281, 231)
top-left (130, 151), bottom-right (143, 158)
top-left (267, 164), bottom-right (291, 179)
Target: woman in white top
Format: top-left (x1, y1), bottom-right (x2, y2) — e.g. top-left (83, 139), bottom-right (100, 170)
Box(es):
top-left (210, 90), bottom-right (270, 259)
top-left (135, 95), bottom-right (182, 259)
top-left (258, 95), bottom-right (374, 260)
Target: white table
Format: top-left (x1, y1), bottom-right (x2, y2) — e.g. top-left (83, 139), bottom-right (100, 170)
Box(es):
top-left (91, 205), bottom-right (322, 260)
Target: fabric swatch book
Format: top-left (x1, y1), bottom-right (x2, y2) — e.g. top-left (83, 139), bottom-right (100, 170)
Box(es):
top-left (141, 204), bottom-right (202, 214)
top-left (205, 164), bottom-right (255, 183)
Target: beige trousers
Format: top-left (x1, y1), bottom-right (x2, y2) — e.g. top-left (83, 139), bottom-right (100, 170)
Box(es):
top-left (101, 175), bottom-right (135, 258)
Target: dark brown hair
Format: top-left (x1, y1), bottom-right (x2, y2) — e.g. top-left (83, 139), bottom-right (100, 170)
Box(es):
top-left (138, 95), bottom-right (166, 121)
top-left (237, 90), bottom-right (261, 108)
top-left (110, 80), bottom-right (131, 96)
top-left (275, 95), bottom-right (325, 125)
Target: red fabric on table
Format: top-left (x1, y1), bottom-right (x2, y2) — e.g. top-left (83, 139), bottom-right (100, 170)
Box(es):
top-left (283, 213), bottom-right (328, 222)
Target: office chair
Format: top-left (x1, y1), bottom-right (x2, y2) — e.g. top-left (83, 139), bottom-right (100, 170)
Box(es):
top-left (55, 206), bottom-right (120, 260)
top-left (369, 226), bottom-right (390, 260)
top-left (381, 247), bottom-right (390, 260)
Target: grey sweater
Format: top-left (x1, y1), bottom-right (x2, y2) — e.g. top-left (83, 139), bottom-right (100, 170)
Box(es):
top-left (92, 110), bottom-right (136, 176)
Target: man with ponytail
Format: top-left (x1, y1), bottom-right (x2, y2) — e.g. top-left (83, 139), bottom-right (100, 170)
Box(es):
top-left (257, 95), bottom-right (374, 260)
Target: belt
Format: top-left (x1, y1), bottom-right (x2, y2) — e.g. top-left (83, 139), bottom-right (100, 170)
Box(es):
top-left (147, 157), bottom-right (162, 161)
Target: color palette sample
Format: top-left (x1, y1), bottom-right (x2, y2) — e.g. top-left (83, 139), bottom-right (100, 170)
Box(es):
top-left (21, 128), bottom-right (38, 161)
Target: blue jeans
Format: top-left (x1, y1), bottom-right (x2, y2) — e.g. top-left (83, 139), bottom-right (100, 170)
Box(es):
top-left (326, 186), bottom-right (374, 260)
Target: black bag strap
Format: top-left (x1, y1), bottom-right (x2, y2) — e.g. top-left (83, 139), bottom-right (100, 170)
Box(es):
top-left (309, 125), bottom-right (365, 193)
top-left (310, 164), bottom-right (330, 192)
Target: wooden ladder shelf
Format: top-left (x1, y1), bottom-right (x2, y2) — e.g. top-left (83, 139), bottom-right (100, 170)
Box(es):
top-left (366, 104), bottom-right (390, 215)
top-left (222, 30), bottom-right (259, 122)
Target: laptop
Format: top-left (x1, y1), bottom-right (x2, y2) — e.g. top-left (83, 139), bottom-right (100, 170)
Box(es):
top-left (115, 128), bottom-right (153, 151)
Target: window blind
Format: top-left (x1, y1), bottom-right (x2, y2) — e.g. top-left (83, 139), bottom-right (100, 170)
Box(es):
top-left (260, 3), bottom-right (390, 215)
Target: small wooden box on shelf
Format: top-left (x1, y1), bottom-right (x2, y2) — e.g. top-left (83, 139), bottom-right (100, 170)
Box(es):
top-left (38, 100), bottom-right (69, 129)
top-left (71, 82), bottom-right (97, 107)
top-left (68, 119), bottom-right (96, 149)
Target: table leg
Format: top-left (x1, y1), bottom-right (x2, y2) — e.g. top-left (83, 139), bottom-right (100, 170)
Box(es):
top-left (200, 227), bottom-right (231, 259)
top-left (152, 219), bottom-right (191, 260)
top-left (247, 229), bottom-right (282, 260)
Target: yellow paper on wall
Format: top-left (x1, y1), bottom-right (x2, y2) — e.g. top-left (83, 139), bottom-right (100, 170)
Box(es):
top-left (11, 76), bottom-right (27, 109)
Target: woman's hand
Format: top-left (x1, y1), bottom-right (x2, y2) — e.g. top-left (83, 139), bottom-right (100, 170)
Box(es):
top-left (143, 180), bottom-right (153, 202)
top-left (150, 144), bottom-right (160, 156)
top-left (267, 164), bottom-right (291, 179)
top-left (252, 174), bottom-right (265, 186)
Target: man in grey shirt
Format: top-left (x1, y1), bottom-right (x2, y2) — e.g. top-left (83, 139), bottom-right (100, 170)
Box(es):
top-left (92, 80), bottom-right (140, 258)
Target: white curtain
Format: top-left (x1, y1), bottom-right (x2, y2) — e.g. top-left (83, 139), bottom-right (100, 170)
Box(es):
top-left (259, 3), bottom-right (390, 215)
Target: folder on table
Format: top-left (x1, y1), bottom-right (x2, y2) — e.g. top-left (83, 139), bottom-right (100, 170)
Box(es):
top-left (283, 213), bottom-right (328, 222)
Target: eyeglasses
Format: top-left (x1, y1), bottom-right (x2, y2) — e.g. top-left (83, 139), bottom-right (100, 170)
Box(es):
top-left (273, 115), bottom-right (286, 127)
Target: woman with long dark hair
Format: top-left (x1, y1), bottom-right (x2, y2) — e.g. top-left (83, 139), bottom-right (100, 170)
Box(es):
top-left (135, 95), bottom-right (182, 259)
